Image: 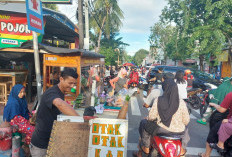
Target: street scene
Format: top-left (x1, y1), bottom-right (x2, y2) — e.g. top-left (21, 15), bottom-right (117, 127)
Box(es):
top-left (0, 0), bottom-right (232, 157)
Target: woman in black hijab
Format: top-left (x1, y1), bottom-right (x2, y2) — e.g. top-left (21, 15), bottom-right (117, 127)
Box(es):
top-left (133, 79), bottom-right (190, 157)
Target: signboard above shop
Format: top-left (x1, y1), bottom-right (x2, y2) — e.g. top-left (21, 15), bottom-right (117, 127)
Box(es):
top-left (0, 13), bottom-right (43, 48)
top-left (1, 0), bottom-right (72, 4)
top-left (26, 0), bottom-right (44, 34)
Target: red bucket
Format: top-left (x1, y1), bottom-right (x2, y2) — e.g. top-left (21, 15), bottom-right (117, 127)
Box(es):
top-left (0, 127), bottom-right (12, 151)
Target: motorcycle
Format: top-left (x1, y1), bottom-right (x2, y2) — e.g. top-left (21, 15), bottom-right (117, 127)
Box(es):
top-left (185, 88), bottom-right (202, 110)
top-left (139, 76), bottom-right (148, 91)
top-left (148, 133), bottom-right (183, 157)
top-left (200, 83), bottom-right (218, 117)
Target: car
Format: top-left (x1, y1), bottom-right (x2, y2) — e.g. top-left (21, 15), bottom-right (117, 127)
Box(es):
top-left (150, 65), bottom-right (221, 89)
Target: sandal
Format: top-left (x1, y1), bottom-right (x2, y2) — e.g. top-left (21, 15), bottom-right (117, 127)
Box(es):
top-left (197, 118), bottom-right (207, 125)
top-left (198, 152), bottom-right (206, 157)
top-left (209, 143), bottom-right (225, 153)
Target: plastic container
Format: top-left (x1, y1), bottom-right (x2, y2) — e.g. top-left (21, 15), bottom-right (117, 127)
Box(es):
top-left (0, 127), bottom-right (12, 151)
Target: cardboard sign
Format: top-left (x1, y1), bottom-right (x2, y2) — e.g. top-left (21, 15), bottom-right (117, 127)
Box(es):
top-left (0, 14), bottom-right (43, 48)
top-left (88, 118), bottom-right (128, 157)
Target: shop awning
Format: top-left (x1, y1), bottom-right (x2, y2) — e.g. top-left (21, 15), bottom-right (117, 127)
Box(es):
top-left (0, 41), bottom-right (104, 61)
top-left (43, 15), bottom-right (79, 43)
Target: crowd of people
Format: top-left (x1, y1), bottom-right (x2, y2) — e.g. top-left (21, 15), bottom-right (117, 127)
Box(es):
top-left (1, 65), bottom-right (232, 157)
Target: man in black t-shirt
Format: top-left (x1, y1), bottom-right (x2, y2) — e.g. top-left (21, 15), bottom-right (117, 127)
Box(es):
top-left (30, 68), bottom-right (79, 157)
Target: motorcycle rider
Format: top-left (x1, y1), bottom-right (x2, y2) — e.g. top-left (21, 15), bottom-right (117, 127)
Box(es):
top-left (210, 116), bottom-right (232, 152)
top-left (128, 67), bottom-right (139, 88)
top-left (133, 79), bottom-right (190, 157)
top-left (183, 69), bottom-right (194, 89)
top-left (143, 73), bottom-right (175, 108)
top-left (175, 70), bottom-right (188, 99)
top-left (109, 69), bottom-right (128, 95)
top-left (198, 92), bottom-right (232, 157)
top-left (197, 77), bottom-right (232, 125)
top-left (149, 67), bottom-right (164, 89)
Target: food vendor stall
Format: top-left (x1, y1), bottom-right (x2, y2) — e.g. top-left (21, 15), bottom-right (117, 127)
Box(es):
top-left (43, 50), bottom-right (105, 101)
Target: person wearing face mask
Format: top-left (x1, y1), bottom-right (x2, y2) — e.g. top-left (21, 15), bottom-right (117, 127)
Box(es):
top-left (3, 84), bottom-right (35, 145)
top-left (30, 68), bottom-right (79, 157)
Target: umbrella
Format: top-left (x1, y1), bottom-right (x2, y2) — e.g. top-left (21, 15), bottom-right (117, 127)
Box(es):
top-left (123, 63), bottom-right (134, 66)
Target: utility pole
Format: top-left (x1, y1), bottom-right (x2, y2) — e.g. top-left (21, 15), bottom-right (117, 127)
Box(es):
top-left (32, 31), bottom-right (42, 109)
top-left (84, 0), bottom-right (89, 50)
top-left (78, 0), bottom-right (84, 49)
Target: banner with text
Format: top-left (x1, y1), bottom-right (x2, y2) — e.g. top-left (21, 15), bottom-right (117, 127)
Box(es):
top-left (88, 118), bottom-right (128, 157)
top-left (0, 14), bottom-right (43, 48)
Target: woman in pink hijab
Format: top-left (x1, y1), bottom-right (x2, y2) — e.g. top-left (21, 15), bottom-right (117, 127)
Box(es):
top-left (110, 69), bottom-right (128, 95)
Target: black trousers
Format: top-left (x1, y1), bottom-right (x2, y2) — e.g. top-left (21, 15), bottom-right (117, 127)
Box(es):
top-left (207, 120), bottom-right (222, 143)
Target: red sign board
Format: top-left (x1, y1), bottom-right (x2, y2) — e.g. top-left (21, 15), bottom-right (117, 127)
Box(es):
top-left (0, 13), bottom-right (44, 48)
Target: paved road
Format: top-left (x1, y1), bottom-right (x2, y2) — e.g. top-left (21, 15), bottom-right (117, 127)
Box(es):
top-left (0, 91), bottom-right (220, 157)
top-left (126, 92), bottom-right (220, 157)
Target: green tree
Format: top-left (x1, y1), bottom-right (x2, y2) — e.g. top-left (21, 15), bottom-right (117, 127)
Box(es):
top-left (100, 32), bottom-right (129, 50)
top-left (149, 22), bottom-right (180, 64)
top-left (133, 49), bottom-right (149, 65)
top-left (124, 52), bottom-right (133, 63)
top-left (42, 4), bottom-right (58, 11)
top-left (90, 0), bottom-right (124, 52)
top-left (99, 46), bottom-right (118, 66)
top-left (161, 0), bottom-right (232, 70)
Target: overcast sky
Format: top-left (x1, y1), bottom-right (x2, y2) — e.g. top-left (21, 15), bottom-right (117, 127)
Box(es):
top-left (58, 0), bottom-right (167, 56)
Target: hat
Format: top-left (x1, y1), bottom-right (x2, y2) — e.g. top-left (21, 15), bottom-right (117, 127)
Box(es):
top-left (185, 69), bottom-right (191, 75)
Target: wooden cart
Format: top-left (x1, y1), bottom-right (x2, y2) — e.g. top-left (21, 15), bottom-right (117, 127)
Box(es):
top-left (43, 53), bottom-right (105, 101)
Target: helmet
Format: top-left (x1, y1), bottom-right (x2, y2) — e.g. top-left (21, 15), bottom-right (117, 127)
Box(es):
top-left (185, 69), bottom-right (191, 75)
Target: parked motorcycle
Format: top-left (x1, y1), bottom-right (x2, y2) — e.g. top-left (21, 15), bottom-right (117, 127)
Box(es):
top-left (148, 133), bottom-right (183, 157)
top-left (185, 88), bottom-right (202, 110)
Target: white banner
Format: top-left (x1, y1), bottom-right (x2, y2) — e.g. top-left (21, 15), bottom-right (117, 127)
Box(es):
top-left (88, 118), bottom-right (128, 157)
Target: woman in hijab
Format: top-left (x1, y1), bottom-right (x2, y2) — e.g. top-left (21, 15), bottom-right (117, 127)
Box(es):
top-left (133, 79), bottom-right (190, 157)
top-left (3, 84), bottom-right (35, 145)
top-left (109, 69), bottom-right (128, 95)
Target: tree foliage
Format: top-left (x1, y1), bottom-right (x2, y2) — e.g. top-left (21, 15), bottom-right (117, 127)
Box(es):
top-left (89, 0), bottom-right (124, 52)
top-left (99, 46), bottom-right (118, 66)
top-left (124, 53), bottom-right (133, 63)
top-left (133, 49), bottom-right (149, 65)
top-left (155, 0), bottom-right (232, 70)
top-left (100, 32), bottom-right (129, 50)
